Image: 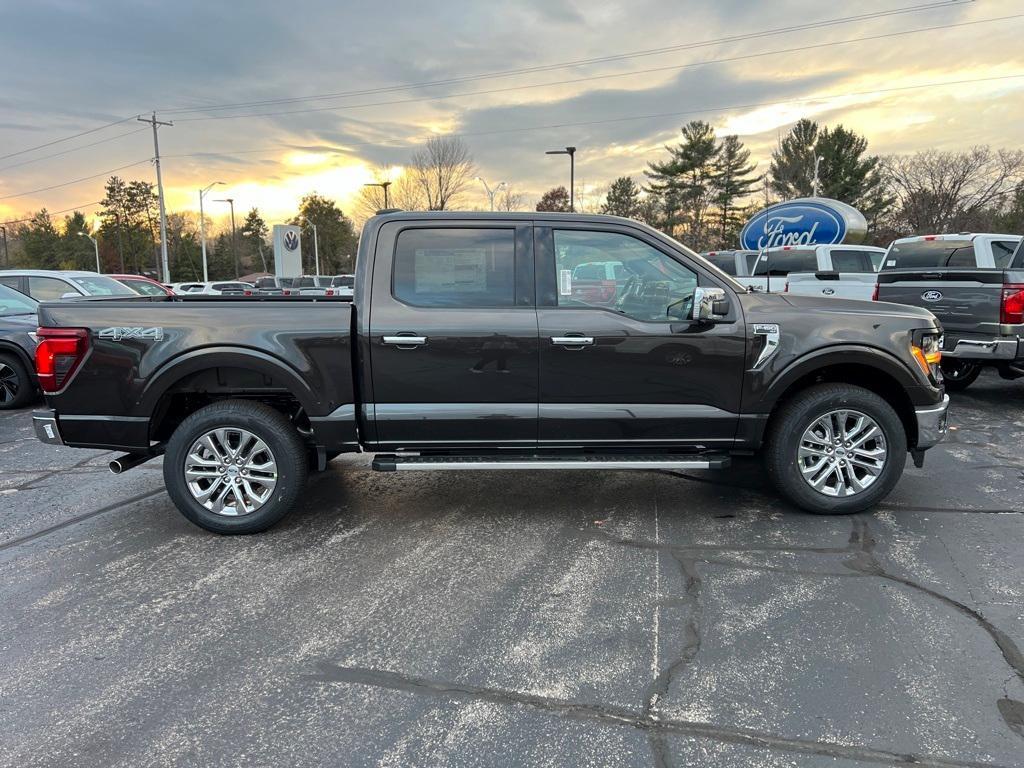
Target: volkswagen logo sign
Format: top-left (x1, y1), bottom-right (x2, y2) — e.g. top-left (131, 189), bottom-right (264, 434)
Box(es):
top-left (284, 231), bottom-right (300, 251)
top-left (921, 290), bottom-right (943, 302)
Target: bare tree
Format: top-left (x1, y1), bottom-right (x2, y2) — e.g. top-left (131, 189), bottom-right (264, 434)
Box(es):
top-left (409, 136), bottom-right (477, 210)
top-left (884, 147), bottom-right (1024, 233)
top-left (353, 169), bottom-right (427, 224)
top-left (495, 186), bottom-right (525, 212)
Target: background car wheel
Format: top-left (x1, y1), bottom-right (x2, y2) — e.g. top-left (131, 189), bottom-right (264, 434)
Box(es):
top-left (764, 383), bottom-right (907, 515)
top-left (940, 359), bottom-right (982, 391)
top-left (163, 400), bottom-right (308, 534)
top-left (0, 353), bottom-right (33, 410)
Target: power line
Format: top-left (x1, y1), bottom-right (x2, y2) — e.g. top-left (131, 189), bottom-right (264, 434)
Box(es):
top-left (1, 200), bottom-right (104, 226)
top-left (0, 115), bottom-right (140, 163)
top-left (0, 127), bottom-right (149, 173)
top-left (174, 12), bottom-right (1019, 124)
top-left (161, 0), bottom-right (973, 117)
top-left (0, 159), bottom-right (152, 201)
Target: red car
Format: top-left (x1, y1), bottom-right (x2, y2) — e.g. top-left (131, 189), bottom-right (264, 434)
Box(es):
top-left (110, 274), bottom-right (174, 296)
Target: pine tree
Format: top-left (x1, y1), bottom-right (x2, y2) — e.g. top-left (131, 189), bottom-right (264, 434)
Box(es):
top-left (644, 120), bottom-right (720, 246)
top-left (711, 135), bottom-right (760, 249)
top-left (536, 186), bottom-right (572, 212)
top-left (601, 177), bottom-right (642, 218)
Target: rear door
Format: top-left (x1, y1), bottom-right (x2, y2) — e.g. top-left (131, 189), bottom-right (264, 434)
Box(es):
top-left (367, 220), bottom-right (538, 449)
top-left (535, 223), bottom-right (745, 447)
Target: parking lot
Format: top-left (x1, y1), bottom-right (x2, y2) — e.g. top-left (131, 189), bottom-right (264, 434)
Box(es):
top-left (0, 372), bottom-right (1020, 767)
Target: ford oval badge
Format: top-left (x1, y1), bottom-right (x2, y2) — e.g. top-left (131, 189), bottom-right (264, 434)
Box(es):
top-left (739, 197), bottom-right (867, 250)
top-left (822, 288), bottom-right (836, 296)
top-left (921, 290), bottom-right (943, 302)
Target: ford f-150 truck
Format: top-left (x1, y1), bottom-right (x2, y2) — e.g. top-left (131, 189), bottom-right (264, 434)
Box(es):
top-left (32, 212), bottom-right (949, 534)
top-left (876, 233), bottom-right (1024, 390)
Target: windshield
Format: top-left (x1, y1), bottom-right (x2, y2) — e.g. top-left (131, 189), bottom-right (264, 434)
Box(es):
top-left (69, 275), bottom-right (136, 296)
top-left (0, 284), bottom-right (38, 316)
top-left (882, 239), bottom-right (976, 270)
top-left (121, 278), bottom-right (167, 296)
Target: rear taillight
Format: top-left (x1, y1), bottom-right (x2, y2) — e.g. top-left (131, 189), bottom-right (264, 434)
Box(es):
top-left (244, 290), bottom-right (252, 296)
top-left (325, 289), bottom-right (335, 296)
top-left (35, 328), bottom-right (89, 393)
top-left (871, 283), bottom-right (879, 301)
top-left (1001, 283), bottom-right (1024, 324)
top-left (783, 281), bottom-right (789, 293)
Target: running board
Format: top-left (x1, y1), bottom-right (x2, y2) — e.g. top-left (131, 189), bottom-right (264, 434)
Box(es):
top-left (372, 454), bottom-right (730, 472)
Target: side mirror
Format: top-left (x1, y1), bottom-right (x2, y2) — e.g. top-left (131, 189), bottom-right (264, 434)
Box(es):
top-left (691, 286), bottom-right (729, 322)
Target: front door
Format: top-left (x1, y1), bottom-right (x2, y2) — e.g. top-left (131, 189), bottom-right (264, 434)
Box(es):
top-left (535, 224), bottom-right (746, 447)
top-left (368, 221), bottom-right (538, 449)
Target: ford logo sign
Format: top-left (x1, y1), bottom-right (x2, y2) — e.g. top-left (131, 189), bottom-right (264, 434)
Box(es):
top-left (284, 231), bottom-right (300, 251)
top-left (739, 197), bottom-right (867, 251)
top-left (921, 290), bottom-right (943, 302)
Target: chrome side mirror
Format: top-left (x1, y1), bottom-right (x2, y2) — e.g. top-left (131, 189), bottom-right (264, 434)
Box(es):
top-left (691, 286), bottom-right (728, 322)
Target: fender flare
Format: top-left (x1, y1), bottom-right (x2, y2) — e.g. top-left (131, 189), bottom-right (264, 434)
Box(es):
top-left (138, 346), bottom-right (322, 416)
top-left (0, 341), bottom-right (35, 376)
top-left (757, 344), bottom-right (921, 411)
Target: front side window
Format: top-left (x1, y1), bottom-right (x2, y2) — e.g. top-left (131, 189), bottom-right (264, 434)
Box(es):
top-left (993, 240), bottom-right (1020, 268)
top-left (554, 230), bottom-right (698, 322)
top-left (393, 228), bottom-right (516, 308)
top-left (29, 276), bottom-right (74, 301)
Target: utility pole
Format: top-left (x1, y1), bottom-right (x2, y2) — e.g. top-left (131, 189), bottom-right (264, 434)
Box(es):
top-left (78, 232), bottom-right (101, 273)
top-left (199, 181), bottom-right (223, 282)
top-left (138, 112), bottom-right (173, 283)
top-left (0, 225), bottom-right (7, 267)
top-left (812, 155), bottom-right (825, 198)
top-left (546, 146), bottom-right (576, 211)
top-left (475, 177), bottom-right (507, 211)
top-left (215, 198), bottom-right (238, 277)
top-left (311, 224), bottom-right (320, 276)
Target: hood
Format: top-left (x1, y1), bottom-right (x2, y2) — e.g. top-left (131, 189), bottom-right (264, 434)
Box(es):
top-left (778, 293), bottom-right (938, 325)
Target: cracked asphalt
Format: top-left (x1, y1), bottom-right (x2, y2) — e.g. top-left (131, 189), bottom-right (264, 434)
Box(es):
top-left (0, 371), bottom-right (1022, 767)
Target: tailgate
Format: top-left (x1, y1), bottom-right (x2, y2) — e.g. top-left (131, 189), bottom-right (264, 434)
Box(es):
top-left (786, 272), bottom-right (876, 300)
top-left (876, 270), bottom-right (1004, 335)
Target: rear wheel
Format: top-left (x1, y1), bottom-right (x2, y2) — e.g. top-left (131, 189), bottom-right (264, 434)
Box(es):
top-left (764, 384), bottom-right (907, 515)
top-left (940, 359), bottom-right (982, 391)
top-left (0, 353), bottom-right (33, 410)
top-left (163, 400), bottom-right (308, 534)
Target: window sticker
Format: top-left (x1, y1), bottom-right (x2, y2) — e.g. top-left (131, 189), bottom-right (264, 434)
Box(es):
top-left (558, 269), bottom-right (572, 296)
top-left (886, 260), bottom-right (896, 267)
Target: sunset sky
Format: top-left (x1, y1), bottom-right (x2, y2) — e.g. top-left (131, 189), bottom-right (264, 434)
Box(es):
top-left (1, 0), bottom-right (1023, 230)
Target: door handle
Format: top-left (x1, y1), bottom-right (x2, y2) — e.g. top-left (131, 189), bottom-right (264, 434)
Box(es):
top-left (551, 336), bottom-right (594, 346)
top-left (383, 335), bottom-right (427, 347)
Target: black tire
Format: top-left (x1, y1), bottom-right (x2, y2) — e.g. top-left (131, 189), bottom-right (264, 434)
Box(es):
top-left (163, 400), bottom-right (308, 534)
top-left (0, 352), bottom-right (34, 410)
top-left (764, 384), bottom-right (907, 515)
top-left (940, 359), bottom-right (982, 392)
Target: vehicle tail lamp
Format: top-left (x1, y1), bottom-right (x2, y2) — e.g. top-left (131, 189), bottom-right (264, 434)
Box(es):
top-left (35, 327), bottom-right (90, 392)
top-left (783, 281), bottom-right (789, 293)
top-left (1000, 284), bottom-right (1024, 324)
top-left (325, 289), bottom-right (335, 296)
top-left (871, 283), bottom-right (879, 302)
top-left (910, 331), bottom-right (942, 379)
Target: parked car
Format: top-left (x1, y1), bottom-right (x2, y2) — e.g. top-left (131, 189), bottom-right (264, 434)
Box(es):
top-left (0, 284), bottom-right (39, 409)
top-left (167, 282), bottom-right (206, 294)
top-left (781, 245), bottom-right (887, 301)
top-left (876, 233), bottom-right (1024, 390)
top-left (32, 211), bottom-right (949, 534)
top-left (111, 274), bottom-right (175, 296)
top-left (0, 270), bottom-right (137, 301)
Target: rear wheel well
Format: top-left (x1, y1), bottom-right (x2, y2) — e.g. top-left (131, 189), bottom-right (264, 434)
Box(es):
top-left (150, 366), bottom-right (312, 445)
top-left (766, 364), bottom-right (917, 447)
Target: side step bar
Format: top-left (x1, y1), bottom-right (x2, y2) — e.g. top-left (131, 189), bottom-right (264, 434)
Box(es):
top-left (372, 454), bottom-right (730, 472)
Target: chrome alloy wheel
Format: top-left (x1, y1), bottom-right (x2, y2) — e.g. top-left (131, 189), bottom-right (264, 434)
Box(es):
top-left (183, 428), bottom-right (278, 516)
top-left (0, 363), bottom-right (18, 405)
top-left (797, 409), bottom-right (887, 497)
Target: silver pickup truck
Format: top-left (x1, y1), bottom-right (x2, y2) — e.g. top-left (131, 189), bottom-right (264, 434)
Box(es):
top-left (876, 233), bottom-right (1024, 390)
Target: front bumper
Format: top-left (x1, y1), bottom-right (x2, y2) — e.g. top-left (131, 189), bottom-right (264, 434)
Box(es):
top-left (914, 395), bottom-right (950, 450)
top-left (32, 409), bottom-right (64, 445)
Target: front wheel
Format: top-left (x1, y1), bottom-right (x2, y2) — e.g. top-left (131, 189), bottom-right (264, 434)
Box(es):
top-left (764, 384), bottom-right (907, 515)
top-left (163, 400), bottom-right (308, 534)
top-left (940, 359), bottom-right (982, 391)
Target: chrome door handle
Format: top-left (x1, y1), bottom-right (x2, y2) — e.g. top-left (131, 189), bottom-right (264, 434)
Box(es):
top-left (383, 335), bottom-right (427, 346)
top-left (551, 336), bottom-right (594, 346)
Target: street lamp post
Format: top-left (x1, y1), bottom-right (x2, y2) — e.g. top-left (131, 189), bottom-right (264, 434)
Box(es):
top-left (812, 155), bottom-right (825, 197)
top-left (475, 177), bottom-right (507, 211)
top-left (0, 225), bottom-right (7, 267)
top-left (214, 198), bottom-right (238, 278)
top-left (363, 181), bottom-right (392, 210)
top-left (77, 232), bottom-right (101, 273)
top-left (545, 146), bottom-right (576, 211)
top-left (310, 224), bottom-right (320, 276)
top-left (199, 181), bottom-right (224, 282)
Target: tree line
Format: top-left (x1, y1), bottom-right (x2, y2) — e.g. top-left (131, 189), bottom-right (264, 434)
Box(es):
top-left (5, 124), bottom-right (1024, 276)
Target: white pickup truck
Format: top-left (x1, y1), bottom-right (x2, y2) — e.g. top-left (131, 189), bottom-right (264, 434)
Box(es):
top-left (730, 245), bottom-right (884, 297)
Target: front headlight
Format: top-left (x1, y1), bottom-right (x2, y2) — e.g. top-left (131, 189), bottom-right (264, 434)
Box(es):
top-left (911, 330), bottom-right (942, 378)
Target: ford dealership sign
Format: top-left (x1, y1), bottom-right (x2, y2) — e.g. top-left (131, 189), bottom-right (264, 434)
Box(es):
top-left (740, 197), bottom-right (867, 250)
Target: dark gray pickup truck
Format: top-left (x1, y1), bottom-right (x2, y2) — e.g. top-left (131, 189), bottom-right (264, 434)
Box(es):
top-left (32, 212), bottom-right (949, 533)
top-left (877, 234), bottom-right (1024, 390)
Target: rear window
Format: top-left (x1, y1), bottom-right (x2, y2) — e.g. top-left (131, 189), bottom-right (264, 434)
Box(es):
top-left (0, 284), bottom-right (37, 316)
top-left (882, 240), bottom-right (976, 270)
top-left (703, 253), bottom-right (738, 275)
top-left (69, 275), bottom-right (135, 296)
top-left (992, 240), bottom-right (1020, 268)
top-left (747, 250), bottom-right (817, 276)
top-left (331, 275), bottom-right (354, 288)
top-left (829, 250), bottom-right (876, 273)
top-left (393, 228), bottom-right (516, 308)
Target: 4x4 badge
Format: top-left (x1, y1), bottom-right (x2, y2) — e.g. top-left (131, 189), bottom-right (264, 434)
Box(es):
top-left (98, 327), bottom-right (164, 342)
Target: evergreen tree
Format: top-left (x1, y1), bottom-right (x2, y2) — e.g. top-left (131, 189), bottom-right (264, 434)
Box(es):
top-left (535, 186), bottom-right (572, 212)
top-left (601, 177), bottom-right (642, 218)
top-left (644, 120), bottom-right (720, 246)
top-left (711, 135), bottom-right (760, 248)
top-left (240, 208), bottom-right (270, 274)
